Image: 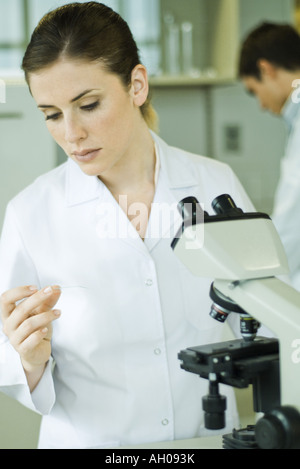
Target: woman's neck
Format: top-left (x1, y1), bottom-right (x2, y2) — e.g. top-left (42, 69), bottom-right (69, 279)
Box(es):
top-left (99, 126), bottom-right (156, 196)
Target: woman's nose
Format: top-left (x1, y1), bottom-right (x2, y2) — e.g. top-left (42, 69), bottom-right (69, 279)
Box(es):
top-left (64, 116), bottom-right (87, 143)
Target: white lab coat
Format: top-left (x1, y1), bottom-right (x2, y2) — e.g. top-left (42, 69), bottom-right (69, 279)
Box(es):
top-left (272, 97), bottom-right (300, 291)
top-left (0, 133), bottom-right (254, 449)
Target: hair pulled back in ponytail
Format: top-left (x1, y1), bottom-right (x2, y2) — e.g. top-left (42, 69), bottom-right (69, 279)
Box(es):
top-left (22, 1), bottom-right (158, 130)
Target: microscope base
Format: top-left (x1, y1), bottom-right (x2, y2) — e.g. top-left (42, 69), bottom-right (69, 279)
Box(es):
top-left (223, 426), bottom-right (259, 449)
top-left (223, 405), bottom-right (300, 449)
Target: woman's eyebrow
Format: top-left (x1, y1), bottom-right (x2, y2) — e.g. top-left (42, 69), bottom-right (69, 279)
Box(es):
top-left (38, 89), bottom-right (100, 108)
top-left (71, 89), bottom-right (98, 102)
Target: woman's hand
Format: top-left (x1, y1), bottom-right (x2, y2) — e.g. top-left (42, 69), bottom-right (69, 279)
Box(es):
top-left (0, 285), bottom-right (62, 391)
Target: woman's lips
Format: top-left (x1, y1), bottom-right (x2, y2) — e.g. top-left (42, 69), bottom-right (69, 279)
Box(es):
top-left (72, 149), bottom-right (101, 162)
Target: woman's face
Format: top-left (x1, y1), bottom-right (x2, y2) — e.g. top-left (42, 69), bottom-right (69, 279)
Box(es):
top-left (29, 59), bottom-right (148, 177)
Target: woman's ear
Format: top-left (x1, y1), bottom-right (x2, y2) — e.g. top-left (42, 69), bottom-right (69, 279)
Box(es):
top-left (130, 64), bottom-right (149, 107)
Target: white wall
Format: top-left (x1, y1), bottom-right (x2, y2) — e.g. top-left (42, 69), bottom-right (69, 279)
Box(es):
top-left (209, 82), bottom-right (287, 213)
top-left (153, 86), bottom-right (209, 156)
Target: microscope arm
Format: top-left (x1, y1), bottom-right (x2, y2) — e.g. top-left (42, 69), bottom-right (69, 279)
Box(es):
top-left (215, 276), bottom-right (300, 413)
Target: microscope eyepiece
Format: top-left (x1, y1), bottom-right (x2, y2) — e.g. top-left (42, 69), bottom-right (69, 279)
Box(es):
top-left (177, 196), bottom-right (207, 225)
top-left (212, 194), bottom-right (243, 216)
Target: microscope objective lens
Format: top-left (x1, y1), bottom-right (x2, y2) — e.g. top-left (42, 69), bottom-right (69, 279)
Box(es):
top-left (210, 303), bottom-right (230, 323)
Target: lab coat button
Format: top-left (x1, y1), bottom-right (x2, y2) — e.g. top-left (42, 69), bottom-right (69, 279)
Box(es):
top-left (154, 348), bottom-right (161, 355)
top-left (145, 279), bottom-right (153, 286)
top-left (161, 419), bottom-right (169, 426)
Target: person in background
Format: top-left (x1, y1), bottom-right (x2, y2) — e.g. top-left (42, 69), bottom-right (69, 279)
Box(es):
top-left (239, 22), bottom-right (300, 292)
top-left (0, 2), bottom-right (254, 449)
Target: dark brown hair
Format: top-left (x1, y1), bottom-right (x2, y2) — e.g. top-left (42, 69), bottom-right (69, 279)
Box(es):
top-left (239, 22), bottom-right (300, 80)
top-left (22, 1), bottom-right (157, 129)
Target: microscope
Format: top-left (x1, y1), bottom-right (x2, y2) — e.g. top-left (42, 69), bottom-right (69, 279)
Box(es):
top-left (171, 195), bottom-right (300, 449)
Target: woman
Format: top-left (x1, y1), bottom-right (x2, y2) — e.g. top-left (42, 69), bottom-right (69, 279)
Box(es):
top-left (0, 2), bottom-right (253, 449)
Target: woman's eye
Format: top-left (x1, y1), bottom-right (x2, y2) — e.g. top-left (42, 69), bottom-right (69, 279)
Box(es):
top-left (81, 101), bottom-right (99, 112)
top-left (46, 112), bottom-right (61, 121)
top-left (44, 101), bottom-right (99, 121)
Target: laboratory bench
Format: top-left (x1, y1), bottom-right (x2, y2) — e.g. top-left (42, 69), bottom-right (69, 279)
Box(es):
top-left (117, 435), bottom-right (222, 449)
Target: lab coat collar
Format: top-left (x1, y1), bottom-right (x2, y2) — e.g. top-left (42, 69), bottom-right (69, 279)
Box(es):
top-left (66, 158), bottom-right (103, 207)
top-left (66, 132), bottom-right (199, 207)
top-left (144, 133), bottom-right (200, 252)
top-left (282, 95), bottom-right (300, 133)
top-left (151, 132), bottom-right (199, 189)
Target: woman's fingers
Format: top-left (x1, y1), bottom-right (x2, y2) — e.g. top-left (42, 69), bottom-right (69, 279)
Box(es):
top-left (20, 328), bottom-right (50, 360)
top-left (32, 286), bottom-right (62, 315)
top-left (0, 285), bottom-right (39, 320)
top-left (0, 285), bottom-right (62, 374)
top-left (1, 285), bottom-right (61, 336)
top-left (11, 309), bottom-right (61, 347)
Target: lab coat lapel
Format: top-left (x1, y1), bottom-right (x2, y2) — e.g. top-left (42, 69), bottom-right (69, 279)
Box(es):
top-left (145, 134), bottom-right (200, 252)
top-left (66, 158), bottom-right (103, 206)
top-left (144, 173), bottom-right (181, 252)
top-left (96, 183), bottom-right (150, 256)
top-left (65, 157), bottom-right (149, 256)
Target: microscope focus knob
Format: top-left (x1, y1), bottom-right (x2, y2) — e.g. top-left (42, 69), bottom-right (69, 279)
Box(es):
top-left (255, 406), bottom-right (300, 449)
top-left (202, 379), bottom-right (226, 430)
top-left (255, 414), bottom-right (285, 448)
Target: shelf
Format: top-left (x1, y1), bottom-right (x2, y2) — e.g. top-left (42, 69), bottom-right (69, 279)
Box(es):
top-left (149, 73), bottom-right (237, 88)
top-left (157, 0), bottom-right (240, 88)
